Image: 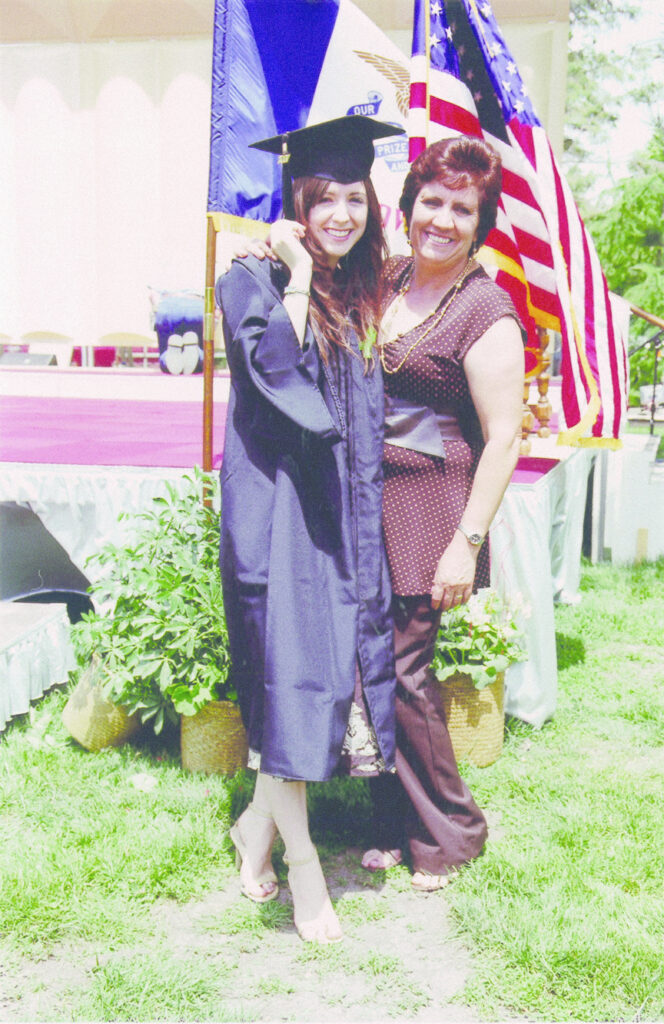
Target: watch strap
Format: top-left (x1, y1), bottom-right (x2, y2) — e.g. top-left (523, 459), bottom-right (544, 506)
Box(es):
top-left (456, 524), bottom-right (485, 546)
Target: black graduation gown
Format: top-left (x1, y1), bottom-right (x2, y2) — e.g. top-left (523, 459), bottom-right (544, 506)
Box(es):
top-left (216, 255), bottom-right (396, 782)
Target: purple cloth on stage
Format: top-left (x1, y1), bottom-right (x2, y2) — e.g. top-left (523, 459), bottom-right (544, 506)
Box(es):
top-left (0, 396), bottom-right (226, 469)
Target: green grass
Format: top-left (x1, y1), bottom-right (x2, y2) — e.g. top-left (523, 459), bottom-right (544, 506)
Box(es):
top-left (1, 558), bottom-right (663, 1021)
top-left (0, 700), bottom-right (237, 954)
top-left (450, 558), bottom-right (664, 1022)
top-left (76, 951), bottom-right (236, 1022)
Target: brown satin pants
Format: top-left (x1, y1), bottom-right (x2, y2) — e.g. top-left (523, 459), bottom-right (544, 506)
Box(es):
top-left (369, 595), bottom-right (488, 875)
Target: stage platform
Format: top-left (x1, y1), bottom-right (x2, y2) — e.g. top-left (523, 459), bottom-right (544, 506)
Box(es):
top-left (1, 364), bottom-right (594, 729)
top-left (0, 366), bottom-right (230, 468)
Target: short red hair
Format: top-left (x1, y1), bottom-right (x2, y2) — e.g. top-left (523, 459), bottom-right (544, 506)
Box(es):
top-left (399, 136), bottom-right (502, 247)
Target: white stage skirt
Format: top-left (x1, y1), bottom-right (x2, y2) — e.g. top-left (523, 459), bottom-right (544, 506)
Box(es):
top-left (0, 447), bottom-right (594, 730)
top-left (1, 603), bottom-right (75, 731)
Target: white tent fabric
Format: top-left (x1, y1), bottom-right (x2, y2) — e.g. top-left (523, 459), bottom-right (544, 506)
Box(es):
top-left (0, 1), bottom-right (569, 348)
top-left (0, 38), bottom-right (211, 344)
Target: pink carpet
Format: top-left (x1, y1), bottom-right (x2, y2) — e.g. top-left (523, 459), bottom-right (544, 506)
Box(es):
top-left (0, 395), bottom-right (227, 469)
top-left (512, 455), bottom-right (558, 484)
top-left (1, 391), bottom-right (557, 482)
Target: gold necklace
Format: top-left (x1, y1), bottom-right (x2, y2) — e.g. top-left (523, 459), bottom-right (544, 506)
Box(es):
top-left (379, 260), bottom-right (474, 376)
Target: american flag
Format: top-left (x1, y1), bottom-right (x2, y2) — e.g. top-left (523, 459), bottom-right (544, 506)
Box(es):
top-left (409, 0), bottom-right (628, 446)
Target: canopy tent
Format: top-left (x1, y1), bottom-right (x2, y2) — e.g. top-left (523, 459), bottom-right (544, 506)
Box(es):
top-left (0, 0), bottom-right (569, 351)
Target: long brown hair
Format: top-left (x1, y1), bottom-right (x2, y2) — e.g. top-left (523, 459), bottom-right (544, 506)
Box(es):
top-left (292, 176), bottom-right (387, 359)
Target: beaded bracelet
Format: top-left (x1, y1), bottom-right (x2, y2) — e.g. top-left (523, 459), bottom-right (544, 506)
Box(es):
top-left (283, 285), bottom-right (310, 297)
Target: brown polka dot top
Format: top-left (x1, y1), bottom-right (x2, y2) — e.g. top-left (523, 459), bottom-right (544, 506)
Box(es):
top-left (380, 255), bottom-right (521, 596)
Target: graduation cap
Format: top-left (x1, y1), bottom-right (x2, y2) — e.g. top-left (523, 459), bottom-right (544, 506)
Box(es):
top-left (250, 115), bottom-right (405, 218)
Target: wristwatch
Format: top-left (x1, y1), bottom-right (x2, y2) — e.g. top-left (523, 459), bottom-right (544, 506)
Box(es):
top-left (456, 524), bottom-right (485, 547)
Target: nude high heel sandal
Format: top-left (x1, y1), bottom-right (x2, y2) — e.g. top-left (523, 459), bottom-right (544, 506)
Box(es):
top-left (229, 804), bottom-right (279, 904)
top-left (285, 848), bottom-right (343, 944)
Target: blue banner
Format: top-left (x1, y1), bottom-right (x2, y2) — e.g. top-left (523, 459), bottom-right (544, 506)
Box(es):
top-left (207, 0), bottom-right (340, 219)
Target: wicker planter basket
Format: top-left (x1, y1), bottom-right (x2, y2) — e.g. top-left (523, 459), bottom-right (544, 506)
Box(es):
top-left (440, 670), bottom-right (505, 767)
top-left (180, 700), bottom-right (248, 775)
top-left (62, 663), bottom-right (140, 752)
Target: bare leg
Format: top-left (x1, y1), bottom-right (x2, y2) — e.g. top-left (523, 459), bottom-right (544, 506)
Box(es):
top-left (230, 773), bottom-right (278, 902)
top-left (260, 775), bottom-right (342, 944)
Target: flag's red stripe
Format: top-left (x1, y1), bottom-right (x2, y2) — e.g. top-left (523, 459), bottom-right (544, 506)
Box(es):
top-left (508, 118), bottom-right (537, 165)
top-left (486, 224), bottom-right (558, 332)
top-left (488, 237), bottom-right (561, 322)
top-left (551, 159), bottom-right (584, 424)
top-left (409, 135), bottom-right (426, 161)
top-left (582, 225), bottom-right (605, 436)
top-left (554, 146), bottom-right (622, 437)
top-left (494, 269), bottom-right (538, 345)
top-left (511, 225), bottom-right (555, 268)
top-left (501, 166), bottom-right (541, 212)
top-left (489, 225), bottom-right (556, 299)
top-left (411, 81), bottom-right (482, 140)
top-left (410, 82), bottom-right (427, 107)
top-left (604, 287), bottom-right (624, 439)
top-left (491, 223), bottom-right (554, 278)
top-left (429, 97), bottom-right (482, 137)
top-left (528, 281), bottom-right (562, 321)
top-left (408, 30), bottom-right (626, 441)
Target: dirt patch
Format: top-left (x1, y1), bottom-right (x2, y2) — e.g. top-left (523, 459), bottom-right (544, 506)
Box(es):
top-left (1, 850), bottom-right (493, 1022)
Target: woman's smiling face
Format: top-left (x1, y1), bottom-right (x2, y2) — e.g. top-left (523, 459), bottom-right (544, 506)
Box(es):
top-left (409, 180), bottom-right (480, 273)
top-left (306, 180), bottom-right (369, 267)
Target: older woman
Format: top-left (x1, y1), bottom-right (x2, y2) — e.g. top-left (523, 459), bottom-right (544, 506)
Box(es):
top-left (362, 135), bottom-right (524, 890)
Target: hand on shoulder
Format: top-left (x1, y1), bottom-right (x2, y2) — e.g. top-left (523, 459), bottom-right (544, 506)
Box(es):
top-left (270, 220), bottom-right (311, 279)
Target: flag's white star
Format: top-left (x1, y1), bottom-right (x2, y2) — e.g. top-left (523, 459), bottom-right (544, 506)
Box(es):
top-left (502, 79), bottom-right (512, 92)
top-left (488, 42), bottom-right (502, 58)
top-left (520, 83), bottom-right (529, 97)
top-left (445, 27), bottom-right (453, 41)
top-left (480, 3), bottom-right (491, 16)
top-left (430, 1), bottom-right (442, 15)
top-left (507, 61), bottom-right (517, 75)
top-left (430, 32), bottom-right (440, 47)
top-left (474, 90), bottom-right (483, 103)
top-left (515, 100), bottom-right (525, 113)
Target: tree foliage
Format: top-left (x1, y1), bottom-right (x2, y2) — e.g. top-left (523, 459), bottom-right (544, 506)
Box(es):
top-left (588, 130), bottom-right (664, 399)
top-left (563, 0), bottom-right (638, 201)
top-left (564, 1), bottom-right (664, 400)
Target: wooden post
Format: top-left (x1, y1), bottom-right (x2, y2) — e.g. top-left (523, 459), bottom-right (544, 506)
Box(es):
top-left (629, 304), bottom-right (664, 331)
top-left (520, 383), bottom-right (534, 456)
top-left (535, 328), bottom-right (553, 437)
top-left (203, 214), bottom-right (217, 475)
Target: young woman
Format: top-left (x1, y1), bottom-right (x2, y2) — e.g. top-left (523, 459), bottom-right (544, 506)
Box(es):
top-left (216, 116), bottom-right (403, 942)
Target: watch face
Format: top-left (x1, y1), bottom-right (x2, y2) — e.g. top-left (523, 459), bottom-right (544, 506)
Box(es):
top-left (468, 532), bottom-right (483, 545)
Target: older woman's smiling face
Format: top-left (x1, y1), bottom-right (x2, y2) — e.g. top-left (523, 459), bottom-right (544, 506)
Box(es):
top-left (409, 180), bottom-right (480, 274)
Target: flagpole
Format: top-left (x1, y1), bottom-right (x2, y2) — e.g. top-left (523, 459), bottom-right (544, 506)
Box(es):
top-left (203, 213), bottom-right (217, 478)
top-left (425, 0), bottom-right (431, 146)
